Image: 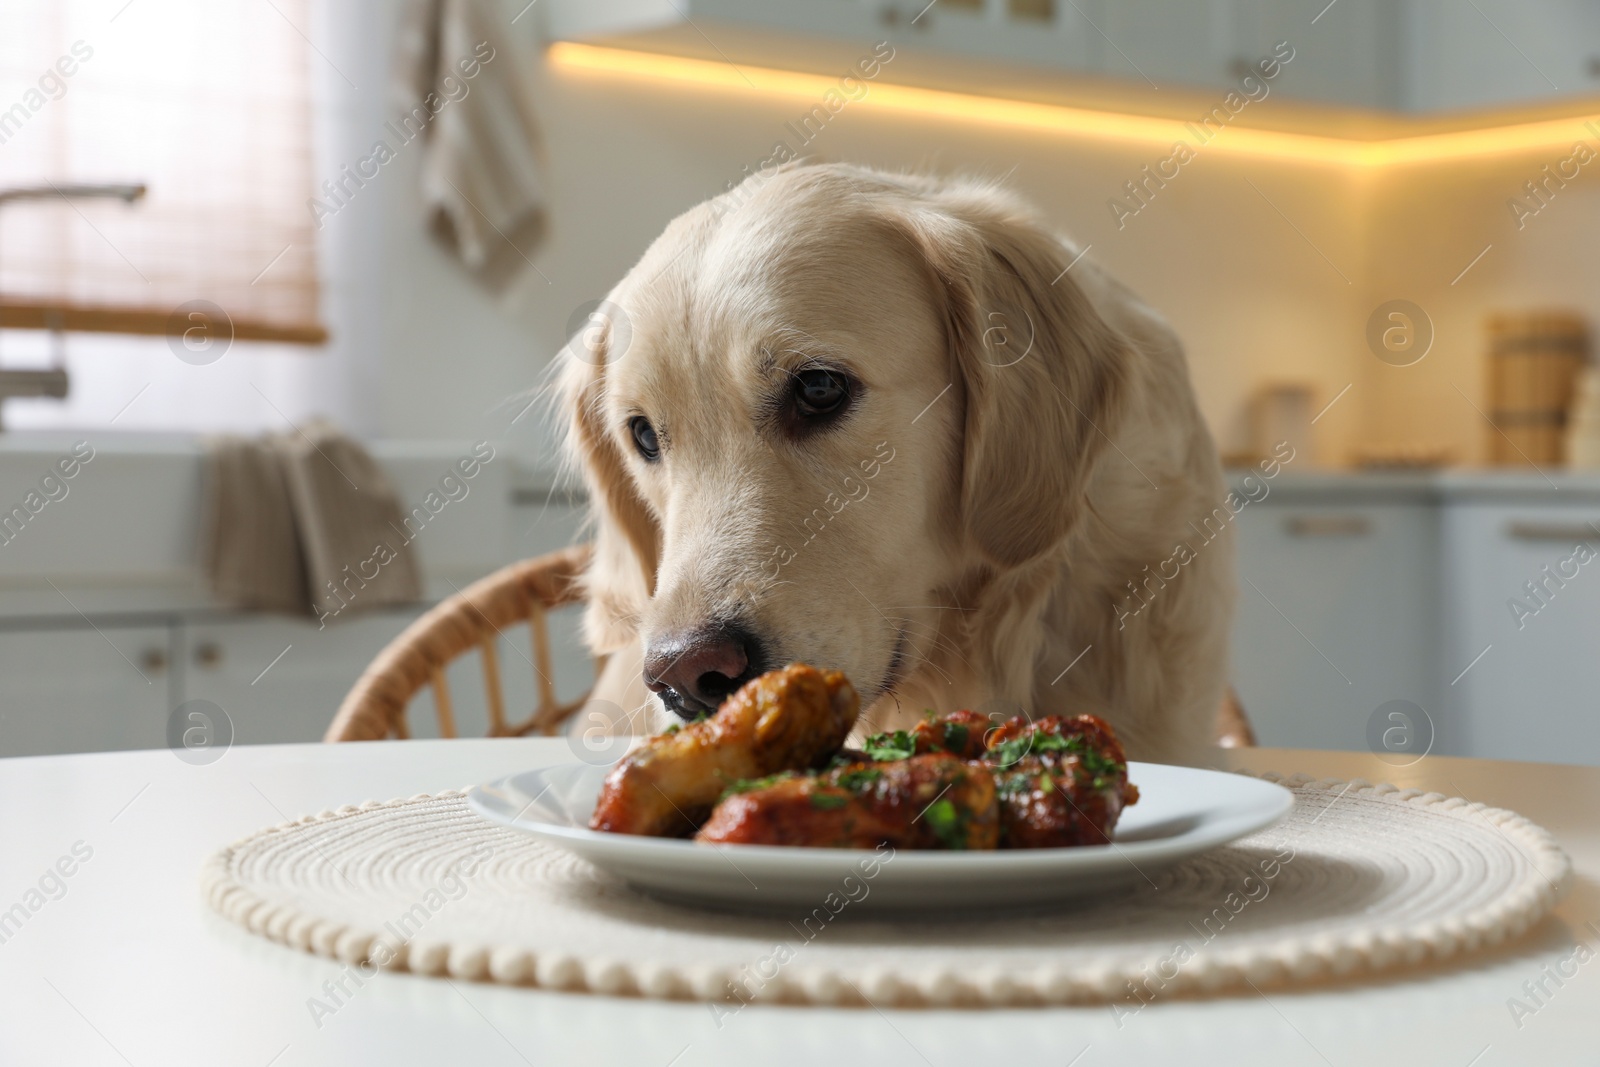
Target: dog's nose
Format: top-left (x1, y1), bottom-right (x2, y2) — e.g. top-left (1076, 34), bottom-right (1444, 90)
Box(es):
top-left (643, 626), bottom-right (756, 719)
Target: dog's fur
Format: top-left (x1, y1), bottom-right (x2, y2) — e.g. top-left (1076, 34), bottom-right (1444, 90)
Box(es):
top-left (556, 162), bottom-right (1233, 765)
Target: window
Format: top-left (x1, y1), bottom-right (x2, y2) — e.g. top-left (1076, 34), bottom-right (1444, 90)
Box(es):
top-left (0, 0), bottom-right (329, 430)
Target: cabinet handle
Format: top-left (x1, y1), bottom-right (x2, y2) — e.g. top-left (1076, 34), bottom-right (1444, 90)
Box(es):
top-left (1285, 515), bottom-right (1371, 537)
top-left (1505, 521), bottom-right (1600, 543)
top-left (194, 642), bottom-right (223, 668)
top-left (139, 648), bottom-right (168, 674)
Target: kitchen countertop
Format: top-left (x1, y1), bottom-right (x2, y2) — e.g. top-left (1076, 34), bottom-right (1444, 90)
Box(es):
top-left (0, 739), bottom-right (1592, 1066)
top-left (0, 437), bottom-right (583, 622)
top-left (1226, 466), bottom-right (1600, 503)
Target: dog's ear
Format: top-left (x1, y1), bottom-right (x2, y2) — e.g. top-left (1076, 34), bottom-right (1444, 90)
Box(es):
top-left (890, 191), bottom-right (1128, 568)
top-left (555, 325), bottom-right (660, 654)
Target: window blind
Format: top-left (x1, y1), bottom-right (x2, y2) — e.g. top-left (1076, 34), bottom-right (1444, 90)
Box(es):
top-left (0, 0), bottom-right (326, 344)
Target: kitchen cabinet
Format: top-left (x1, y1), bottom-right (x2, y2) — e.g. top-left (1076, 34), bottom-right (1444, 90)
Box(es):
top-left (180, 599), bottom-right (597, 747)
top-left (1231, 492), bottom-right (1442, 753)
top-left (0, 613), bottom-right (435, 757)
top-left (546, 0), bottom-right (1600, 114)
top-left (1439, 499), bottom-right (1600, 765)
top-left (1235, 0), bottom-right (1402, 110)
top-left (1400, 0), bottom-right (1600, 113)
top-left (0, 447), bottom-right (590, 758)
top-left (1231, 473), bottom-right (1600, 766)
top-left (0, 624), bottom-right (172, 756)
top-left (1099, 1), bottom-right (1235, 91)
top-left (181, 611), bottom-right (426, 747)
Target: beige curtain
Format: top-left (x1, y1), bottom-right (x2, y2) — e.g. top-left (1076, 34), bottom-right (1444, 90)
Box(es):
top-left (0, 0), bottom-right (325, 343)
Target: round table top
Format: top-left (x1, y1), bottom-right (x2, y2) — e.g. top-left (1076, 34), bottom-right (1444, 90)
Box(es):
top-left (0, 739), bottom-right (1593, 1067)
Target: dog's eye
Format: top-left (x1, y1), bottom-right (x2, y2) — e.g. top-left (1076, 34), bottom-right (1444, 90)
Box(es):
top-left (629, 416), bottom-right (660, 461)
top-left (793, 369), bottom-right (850, 418)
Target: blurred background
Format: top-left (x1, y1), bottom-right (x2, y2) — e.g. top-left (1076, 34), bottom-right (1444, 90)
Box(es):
top-left (1, 0), bottom-right (1598, 765)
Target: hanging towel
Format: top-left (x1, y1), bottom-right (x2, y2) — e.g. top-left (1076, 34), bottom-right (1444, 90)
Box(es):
top-left (201, 435), bottom-right (308, 615)
top-left (278, 423), bottom-right (424, 625)
top-left (201, 427), bottom-right (423, 622)
top-left (398, 0), bottom-right (548, 293)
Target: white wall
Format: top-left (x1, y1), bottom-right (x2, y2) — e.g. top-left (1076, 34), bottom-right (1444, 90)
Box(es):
top-left (1359, 151), bottom-right (1600, 465)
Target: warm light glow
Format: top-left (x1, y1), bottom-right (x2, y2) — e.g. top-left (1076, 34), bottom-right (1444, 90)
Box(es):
top-left (549, 41), bottom-right (1600, 168)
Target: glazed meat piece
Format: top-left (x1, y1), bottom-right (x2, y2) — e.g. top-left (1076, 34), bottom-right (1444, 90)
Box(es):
top-left (697, 753), bottom-right (999, 850)
top-left (857, 709), bottom-right (992, 762)
top-left (983, 714), bottom-right (1139, 849)
top-left (590, 664), bottom-right (859, 837)
top-left (910, 709), bottom-right (993, 759)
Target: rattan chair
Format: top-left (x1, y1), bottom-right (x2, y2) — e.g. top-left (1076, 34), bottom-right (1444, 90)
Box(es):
top-left (325, 541), bottom-right (1256, 746)
top-left (324, 544), bottom-right (596, 742)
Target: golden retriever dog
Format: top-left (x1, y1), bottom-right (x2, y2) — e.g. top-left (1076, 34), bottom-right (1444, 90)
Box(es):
top-left (556, 161), bottom-right (1233, 765)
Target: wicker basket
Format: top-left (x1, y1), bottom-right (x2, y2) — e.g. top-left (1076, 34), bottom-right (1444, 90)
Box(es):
top-left (1487, 311), bottom-right (1590, 466)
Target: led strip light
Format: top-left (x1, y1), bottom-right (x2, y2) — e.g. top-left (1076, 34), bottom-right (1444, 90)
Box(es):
top-left (550, 41), bottom-right (1600, 168)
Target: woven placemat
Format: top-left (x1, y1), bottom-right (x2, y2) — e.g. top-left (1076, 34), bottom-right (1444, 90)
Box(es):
top-left (202, 772), bottom-right (1570, 1007)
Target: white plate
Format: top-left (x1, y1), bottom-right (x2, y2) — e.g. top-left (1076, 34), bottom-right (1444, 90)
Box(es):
top-left (467, 761), bottom-right (1293, 913)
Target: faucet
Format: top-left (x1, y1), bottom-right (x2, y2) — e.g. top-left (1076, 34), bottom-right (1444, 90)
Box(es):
top-left (0, 183), bottom-right (147, 430)
top-left (0, 183), bottom-right (147, 208)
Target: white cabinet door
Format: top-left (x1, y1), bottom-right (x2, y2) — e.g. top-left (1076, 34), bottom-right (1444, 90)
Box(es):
top-left (1232, 498), bottom-right (1440, 752)
top-left (1401, 0), bottom-right (1600, 112)
top-left (184, 603), bottom-right (594, 746)
top-left (0, 624), bottom-right (172, 757)
top-left (550, 0), bottom-right (1600, 112)
top-left (180, 602), bottom-right (598, 744)
top-left (1232, 0), bottom-right (1401, 109)
top-left (183, 612), bottom-right (425, 746)
top-left (1100, 0), bottom-right (1236, 90)
top-left (1440, 502), bottom-right (1600, 766)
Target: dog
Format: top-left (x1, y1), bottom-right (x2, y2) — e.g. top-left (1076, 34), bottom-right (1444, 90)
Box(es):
top-left (555, 162), bottom-right (1235, 765)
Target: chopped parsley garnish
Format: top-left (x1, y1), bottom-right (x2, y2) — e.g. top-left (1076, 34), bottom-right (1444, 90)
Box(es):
top-left (985, 725), bottom-right (1126, 793)
top-left (809, 790), bottom-right (849, 810)
top-left (993, 772), bottom-right (1031, 797)
top-left (1075, 748), bottom-right (1125, 780)
top-left (942, 721), bottom-right (970, 753)
top-left (834, 767), bottom-right (883, 793)
top-left (922, 797), bottom-right (965, 849)
top-left (718, 771), bottom-right (795, 802)
top-left (863, 729), bottom-right (916, 761)
top-left (985, 735), bottom-right (1029, 768)
top-left (987, 729), bottom-right (1124, 780)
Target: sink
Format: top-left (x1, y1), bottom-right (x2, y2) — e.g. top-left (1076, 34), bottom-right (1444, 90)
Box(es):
top-left (0, 434), bottom-right (513, 612)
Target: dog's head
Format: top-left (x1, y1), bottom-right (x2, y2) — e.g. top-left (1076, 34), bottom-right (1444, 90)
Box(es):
top-left (557, 163), bottom-right (1126, 727)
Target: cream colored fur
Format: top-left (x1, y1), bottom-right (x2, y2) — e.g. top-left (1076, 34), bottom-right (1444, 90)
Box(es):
top-left (556, 162), bottom-right (1233, 765)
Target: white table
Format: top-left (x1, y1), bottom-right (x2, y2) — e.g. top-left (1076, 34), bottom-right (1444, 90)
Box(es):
top-left (1, 740), bottom-right (1594, 1066)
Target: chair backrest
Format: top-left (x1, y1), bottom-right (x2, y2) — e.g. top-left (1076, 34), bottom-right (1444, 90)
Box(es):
top-left (324, 544), bottom-right (596, 741)
top-left (1216, 686), bottom-right (1256, 748)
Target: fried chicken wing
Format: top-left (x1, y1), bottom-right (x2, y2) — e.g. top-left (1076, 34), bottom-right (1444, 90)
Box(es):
top-left (590, 669), bottom-right (1137, 853)
top-left (983, 714), bottom-right (1138, 848)
top-left (696, 753), bottom-right (999, 850)
top-left (908, 708), bottom-right (992, 759)
top-left (855, 708), bottom-right (990, 762)
top-left (589, 664), bottom-right (859, 836)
